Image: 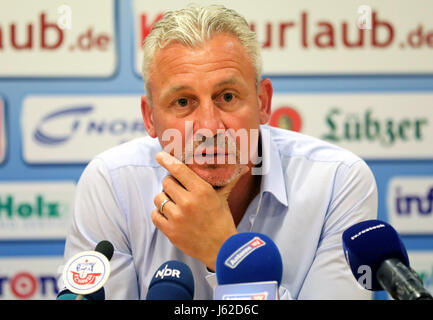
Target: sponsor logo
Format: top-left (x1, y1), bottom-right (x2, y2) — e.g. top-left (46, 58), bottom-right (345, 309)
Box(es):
top-left (0, 182), bottom-right (75, 239)
top-left (224, 237), bottom-right (266, 269)
top-left (0, 0), bottom-right (116, 77)
top-left (31, 105), bottom-right (144, 147)
top-left (0, 257), bottom-right (62, 300)
top-left (1, 273), bottom-right (58, 300)
top-left (270, 94), bottom-right (433, 159)
top-left (33, 105), bottom-right (93, 145)
top-left (350, 224), bottom-right (386, 241)
top-left (155, 264), bottom-right (181, 280)
top-left (269, 106), bottom-right (302, 132)
top-left (321, 109), bottom-right (427, 148)
top-left (214, 281), bottom-right (278, 300)
top-left (394, 186), bottom-right (433, 216)
top-left (63, 251), bottom-right (110, 295)
top-left (22, 95), bottom-right (145, 163)
top-left (222, 292), bottom-right (268, 300)
top-left (388, 177), bottom-right (433, 234)
top-left (0, 195), bottom-right (63, 219)
top-left (0, 98), bottom-right (5, 164)
top-left (134, 0), bottom-right (433, 75)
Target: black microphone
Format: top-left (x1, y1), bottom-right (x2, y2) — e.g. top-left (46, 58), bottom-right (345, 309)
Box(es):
top-left (342, 220), bottom-right (432, 300)
top-left (376, 259), bottom-right (432, 300)
top-left (57, 240), bottom-right (114, 300)
top-left (94, 240), bottom-right (114, 261)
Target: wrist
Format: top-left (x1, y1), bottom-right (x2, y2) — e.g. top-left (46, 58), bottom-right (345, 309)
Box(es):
top-left (204, 230), bottom-right (237, 272)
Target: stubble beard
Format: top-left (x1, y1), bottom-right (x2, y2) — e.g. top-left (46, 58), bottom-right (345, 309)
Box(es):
top-left (181, 134), bottom-right (245, 188)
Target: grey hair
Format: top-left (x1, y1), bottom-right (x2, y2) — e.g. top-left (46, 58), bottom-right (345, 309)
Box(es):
top-left (141, 4), bottom-right (262, 104)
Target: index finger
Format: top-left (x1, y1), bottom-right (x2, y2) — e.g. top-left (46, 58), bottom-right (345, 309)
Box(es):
top-left (155, 151), bottom-right (205, 191)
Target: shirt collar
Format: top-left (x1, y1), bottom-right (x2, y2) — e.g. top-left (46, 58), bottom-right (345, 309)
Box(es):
top-left (256, 125), bottom-right (288, 207)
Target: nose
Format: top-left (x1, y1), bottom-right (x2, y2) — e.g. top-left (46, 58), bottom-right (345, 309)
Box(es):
top-left (192, 98), bottom-right (226, 139)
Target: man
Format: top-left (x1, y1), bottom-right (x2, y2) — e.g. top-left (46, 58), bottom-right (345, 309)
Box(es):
top-left (62, 4), bottom-right (377, 299)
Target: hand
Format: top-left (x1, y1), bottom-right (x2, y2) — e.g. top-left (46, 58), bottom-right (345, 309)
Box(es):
top-left (152, 151), bottom-right (249, 270)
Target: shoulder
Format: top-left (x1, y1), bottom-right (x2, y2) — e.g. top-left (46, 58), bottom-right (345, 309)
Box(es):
top-left (92, 135), bottom-right (162, 172)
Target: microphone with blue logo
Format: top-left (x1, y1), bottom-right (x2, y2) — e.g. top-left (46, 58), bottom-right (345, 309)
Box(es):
top-left (146, 260), bottom-right (195, 300)
top-left (57, 240), bottom-right (114, 300)
top-left (214, 232), bottom-right (283, 300)
top-left (342, 219), bottom-right (432, 300)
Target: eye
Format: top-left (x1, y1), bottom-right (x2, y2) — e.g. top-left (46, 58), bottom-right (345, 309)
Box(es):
top-left (215, 92), bottom-right (237, 105)
top-left (222, 93), bottom-right (234, 103)
top-left (176, 98), bottom-right (189, 107)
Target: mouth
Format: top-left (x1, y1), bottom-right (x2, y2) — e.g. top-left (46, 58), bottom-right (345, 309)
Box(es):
top-left (198, 152), bottom-right (229, 158)
top-left (190, 148), bottom-right (237, 165)
top-left (194, 147), bottom-right (231, 157)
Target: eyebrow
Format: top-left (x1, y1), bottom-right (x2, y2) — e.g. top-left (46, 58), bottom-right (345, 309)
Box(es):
top-left (214, 77), bottom-right (241, 88)
top-left (160, 77), bottom-right (243, 101)
top-left (161, 85), bottom-right (194, 101)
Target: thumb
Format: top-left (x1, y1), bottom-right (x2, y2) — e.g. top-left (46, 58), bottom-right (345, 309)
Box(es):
top-left (217, 165), bottom-right (250, 200)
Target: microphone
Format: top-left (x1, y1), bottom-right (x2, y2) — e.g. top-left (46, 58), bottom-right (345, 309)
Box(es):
top-left (94, 240), bottom-right (114, 261)
top-left (342, 219), bottom-right (432, 300)
top-left (214, 232), bottom-right (282, 300)
top-left (56, 287), bottom-right (105, 300)
top-left (146, 260), bottom-right (195, 300)
top-left (58, 240), bottom-right (114, 300)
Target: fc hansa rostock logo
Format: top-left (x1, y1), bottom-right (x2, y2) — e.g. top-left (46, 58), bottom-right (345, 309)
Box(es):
top-left (224, 237), bottom-right (266, 269)
top-left (62, 251), bottom-right (110, 295)
top-left (0, 98), bottom-right (6, 164)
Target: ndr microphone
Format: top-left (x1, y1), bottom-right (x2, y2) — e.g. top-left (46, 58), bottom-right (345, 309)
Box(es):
top-left (146, 260), bottom-right (195, 300)
top-left (214, 232), bottom-right (283, 300)
top-left (342, 219), bottom-right (432, 300)
top-left (57, 240), bottom-right (114, 300)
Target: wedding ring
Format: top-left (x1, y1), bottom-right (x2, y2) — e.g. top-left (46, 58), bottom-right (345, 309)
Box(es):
top-left (159, 199), bottom-right (170, 215)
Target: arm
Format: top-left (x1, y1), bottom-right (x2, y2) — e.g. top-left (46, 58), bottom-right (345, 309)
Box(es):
top-left (63, 158), bottom-right (139, 300)
top-left (298, 160), bottom-right (378, 299)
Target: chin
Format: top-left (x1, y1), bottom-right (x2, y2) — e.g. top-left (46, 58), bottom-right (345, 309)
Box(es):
top-left (188, 163), bottom-right (243, 187)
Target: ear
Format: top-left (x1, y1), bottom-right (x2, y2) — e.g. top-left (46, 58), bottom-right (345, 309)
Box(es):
top-left (257, 78), bottom-right (273, 124)
top-left (141, 95), bottom-right (157, 138)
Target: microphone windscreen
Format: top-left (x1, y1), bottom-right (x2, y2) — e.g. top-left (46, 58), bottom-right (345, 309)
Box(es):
top-left (146, 260), bottom-right (194, 300)
top-left (95, 240), bottom-right (114, 261)
top-left (342, 219), bottom-right (409, 291)
top-left (56, 287), bottom-right (105, 300)
top-left (216, 232), bottom-right (283, 286)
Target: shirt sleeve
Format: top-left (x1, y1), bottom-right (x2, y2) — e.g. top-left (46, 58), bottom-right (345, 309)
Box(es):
top-left (62, 157), bottom-right (139, 300)
top-left (297, 160), bottom-right (378, 299)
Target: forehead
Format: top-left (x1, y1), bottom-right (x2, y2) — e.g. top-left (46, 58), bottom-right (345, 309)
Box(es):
top-left (148, 33), bottom-right (256, 91)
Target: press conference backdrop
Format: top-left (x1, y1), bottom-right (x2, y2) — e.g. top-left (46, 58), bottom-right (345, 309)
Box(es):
top-left (0, 0), bottom-right (432, 300)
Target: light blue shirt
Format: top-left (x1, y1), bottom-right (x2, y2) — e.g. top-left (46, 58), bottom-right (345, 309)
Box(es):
top-left (62, 125), bottom-right (377, 299)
